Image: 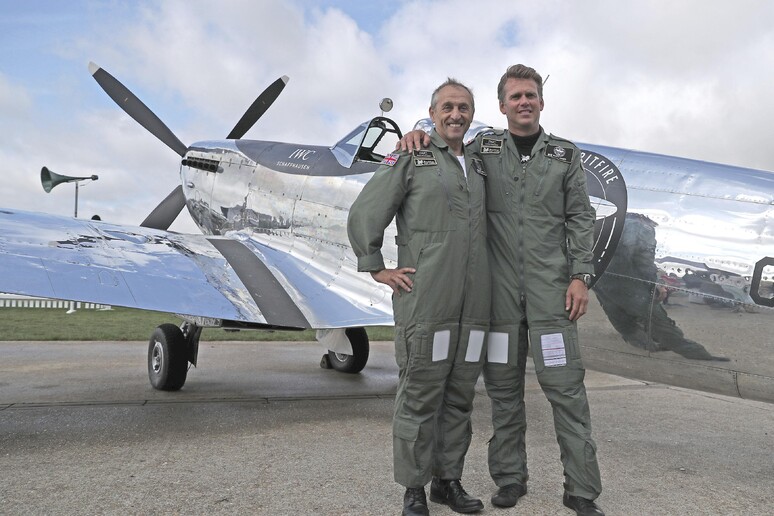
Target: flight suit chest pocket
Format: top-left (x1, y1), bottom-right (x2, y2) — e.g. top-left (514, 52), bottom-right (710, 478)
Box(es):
top-left (528, 158), bottom-right (569, 216)
top-left (482, 155), bottom-right (509, 212)
top-left (468, 159), bottom-right (487, 221)
top-left (411, 165), bottom-right (454, 228)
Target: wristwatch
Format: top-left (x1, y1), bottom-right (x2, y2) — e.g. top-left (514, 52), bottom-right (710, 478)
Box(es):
top-left (571, 273), bottom-right (592, 288)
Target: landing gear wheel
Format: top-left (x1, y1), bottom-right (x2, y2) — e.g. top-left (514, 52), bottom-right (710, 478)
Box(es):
top-left (327, 327), bottom-right (369, 374)
top-left (148, 323), bottom-right (188, 391)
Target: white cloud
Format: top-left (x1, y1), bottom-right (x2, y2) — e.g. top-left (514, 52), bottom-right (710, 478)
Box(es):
top-left (0, 73), bottom-right (33, 116)
top-left (2, 0), bottom-right (774, 232)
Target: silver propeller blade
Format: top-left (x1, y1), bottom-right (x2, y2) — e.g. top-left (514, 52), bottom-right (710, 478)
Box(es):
top-left (226, 75), bottom-right (289, 139)
top-left (89, 62), bottom-right (188, 157)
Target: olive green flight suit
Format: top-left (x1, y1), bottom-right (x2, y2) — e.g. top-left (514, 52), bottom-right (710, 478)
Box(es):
top-left (347, 130), bottom-right (490, 488)
top-left (471, 129), bottom-right (602, 500)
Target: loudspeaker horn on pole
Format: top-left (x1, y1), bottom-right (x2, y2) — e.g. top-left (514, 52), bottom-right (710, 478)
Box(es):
top-left (41, 167), bottom-right (99, 193)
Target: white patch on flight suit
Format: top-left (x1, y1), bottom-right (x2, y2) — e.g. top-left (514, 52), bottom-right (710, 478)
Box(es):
top-left (432, 330), bottom-right (450, 361)
top-left (465, 330), bottom-right (485, 362)
top-left (541, 333), bottom-right (567, 367)
top-left (486, 332), bottom-right (509, 363)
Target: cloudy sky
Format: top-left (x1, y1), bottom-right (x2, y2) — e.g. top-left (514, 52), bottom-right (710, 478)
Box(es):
top-left (2, 0), bottom-right (774, 232)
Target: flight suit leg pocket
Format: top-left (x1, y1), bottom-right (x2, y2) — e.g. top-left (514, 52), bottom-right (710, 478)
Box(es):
top-left (393, 416), bottom-right (423, 486)
top-left (409, 324), bottom-right (453, 382)
top-left (483, 325), bottom-right (525, 387)
top-left (394, 326), bottom-right (409, 371)
top-left (485, 326), bottom-right (522, 367)
top-left (461, 327), bottom-right (486, 364)
top-left (394, 416), bottom-right (420, 442)
top-left (449, 326), bottom-right (486, 381)
top-left (529, 324), bottom-right (584, 379)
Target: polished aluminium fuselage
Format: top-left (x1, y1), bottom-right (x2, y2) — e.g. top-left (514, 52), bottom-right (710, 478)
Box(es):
top-left (579, 143), bottom-right (773, 402)
top-left (180, 129), bottom-right (774, 402)
top-left (179, 134), bottom-right (399, 330)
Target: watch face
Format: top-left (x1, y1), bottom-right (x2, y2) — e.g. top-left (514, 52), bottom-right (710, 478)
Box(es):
top-left (573, 274), bottom-right (591, 287)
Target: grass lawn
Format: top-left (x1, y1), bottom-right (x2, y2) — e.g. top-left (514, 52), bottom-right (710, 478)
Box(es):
top-left (0, 307), bottom-right (394, 342)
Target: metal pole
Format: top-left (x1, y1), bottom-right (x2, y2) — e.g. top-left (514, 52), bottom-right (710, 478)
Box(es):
top-left (74, 181), bottom-right (79, 218)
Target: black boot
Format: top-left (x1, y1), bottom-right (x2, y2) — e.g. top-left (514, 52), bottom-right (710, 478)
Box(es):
top-left (429, 477), bottom-right (483, 513)
top-left (402, 487), bottom-right (429, 516)
top-left (563, 492), bottom-right (605, 516)
top-left (491, 482), bottom-right (527, 508)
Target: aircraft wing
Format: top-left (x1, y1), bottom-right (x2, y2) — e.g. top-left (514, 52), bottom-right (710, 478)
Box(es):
top-left (0, 208), bottom-right (393, 329)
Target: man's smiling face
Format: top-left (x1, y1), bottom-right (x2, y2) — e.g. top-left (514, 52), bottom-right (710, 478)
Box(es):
top-left (429, 85), bottom-right (474, 149)
top-left (499, 77), bottom-right (544, 136)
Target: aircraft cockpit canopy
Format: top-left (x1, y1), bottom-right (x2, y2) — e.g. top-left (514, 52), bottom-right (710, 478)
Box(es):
top-left (331, 116), bottom-right (402, 168)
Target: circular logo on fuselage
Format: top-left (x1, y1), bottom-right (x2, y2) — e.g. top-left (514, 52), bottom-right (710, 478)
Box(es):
top-left (580, 149), bottom-right (628, 286)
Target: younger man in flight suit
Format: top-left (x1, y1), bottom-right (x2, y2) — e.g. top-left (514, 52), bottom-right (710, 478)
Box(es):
top-left (474, 64), bottom-right (604, 516)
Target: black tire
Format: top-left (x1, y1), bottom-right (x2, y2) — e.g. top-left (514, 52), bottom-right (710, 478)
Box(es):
top-left (148, 324), bottom-right (188, 391)
top-left (327, 327), bottom-right (369, 374)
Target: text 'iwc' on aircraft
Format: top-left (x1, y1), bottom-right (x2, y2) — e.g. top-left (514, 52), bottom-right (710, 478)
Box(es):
top-left (0, 63), bottom-right (772, 403)
top-left (2, 62), bottom-right (406, 390)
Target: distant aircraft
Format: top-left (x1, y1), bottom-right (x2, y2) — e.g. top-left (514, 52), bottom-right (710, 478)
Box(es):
top-left (0, 63), bottom-right (771, 402)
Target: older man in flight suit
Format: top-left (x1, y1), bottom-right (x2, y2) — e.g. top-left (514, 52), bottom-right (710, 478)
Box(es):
top-left (399, 64), bottom-right (603, 516)
top-left (348, 79), bottom-right (490, 516)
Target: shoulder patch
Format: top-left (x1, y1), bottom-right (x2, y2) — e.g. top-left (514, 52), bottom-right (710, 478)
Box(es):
top-left (380, 152), bottom-right (400, 167)
top-left (413, 149), bottom-right (437, 167)
top-left (545, 144), bottom-right (573, 163)
top-left (471, 158), bottom-right (486, 177)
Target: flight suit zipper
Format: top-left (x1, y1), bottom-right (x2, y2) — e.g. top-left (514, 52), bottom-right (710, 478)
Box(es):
top-left (461, 160), bottom-right (473, 326)
top-left (517, 160), bottom-right (527, 302)
top-left (534, 158), bottom-right (548, 197)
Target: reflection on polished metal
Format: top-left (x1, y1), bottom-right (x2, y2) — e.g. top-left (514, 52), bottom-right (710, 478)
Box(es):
top-left (1, 65), bottom-right (772, 399)
top-left (576, 142), bottom-right (774, 402)
top-left (40, 166), bottom-right (99, 218)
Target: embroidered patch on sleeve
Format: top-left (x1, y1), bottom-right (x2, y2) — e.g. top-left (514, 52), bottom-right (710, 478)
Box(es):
top-left (381, 153), bottom-right (400, 166)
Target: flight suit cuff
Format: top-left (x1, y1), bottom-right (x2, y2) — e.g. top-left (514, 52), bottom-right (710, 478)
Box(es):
top-left (569, 263), bottom-right (594, 276)
top-left (357, 252), bottom-right (386, 272)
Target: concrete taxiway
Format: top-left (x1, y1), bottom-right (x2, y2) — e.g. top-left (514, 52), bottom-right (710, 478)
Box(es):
top-left (1, 340), bottom-right (772, 515)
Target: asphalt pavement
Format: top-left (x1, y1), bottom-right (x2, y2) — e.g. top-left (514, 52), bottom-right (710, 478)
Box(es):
top-left (1, 340), bottom-right (772, 515)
